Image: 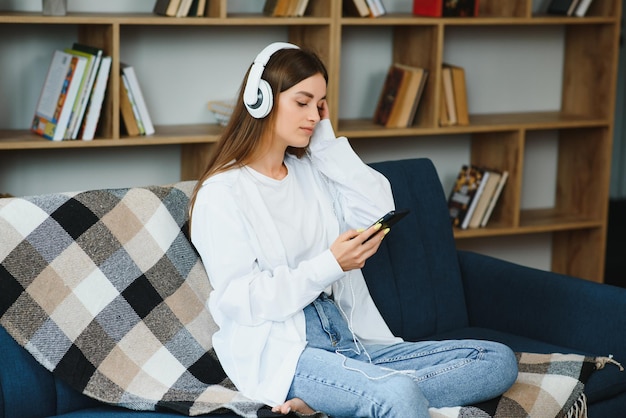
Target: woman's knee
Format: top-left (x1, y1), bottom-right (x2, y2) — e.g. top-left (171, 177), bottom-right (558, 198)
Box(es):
top-left (372, 373), bottom-right (430, 417)
top-left (484, 341), bottom-right (518, 394)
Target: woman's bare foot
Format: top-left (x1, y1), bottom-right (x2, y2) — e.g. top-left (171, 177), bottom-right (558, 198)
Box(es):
top-left (271, 397), bottom-right (315, 415)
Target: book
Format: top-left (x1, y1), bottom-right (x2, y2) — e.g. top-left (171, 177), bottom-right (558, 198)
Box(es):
top-left (461, 168), bottom-right (489, 229)
top-left (447, 165), bottom-right (487, 229)
top-left (80, 56), bottom-right (112, 140)
top-left (176, 0), bottom-right (194, 17)
top-left (343, 0), bottom-right (370, 17)
top-left (443, 0), bottom-right (479, 16)
top-left (574, 0), bottom-right (593, 17)
top-left (66, 43), bottom-right (104, 139)
top-left (62, 48), bottom-right (94, 140)
top-left (413, 0), bottom-right (443, 16)
top-left (294, 0), bottom-right (310, 16)
top-left (264, 0), bottom-right (291, 16)
top-left (468, 169), bottom-right (501, 228)
top-left (263, 0), bottom-right (279, 15)
top-left (187, 0), bottom-right (206, 16)
top-left (153, 0), bottom-right (182, 16)
top-left (441, 66), bottom-right (457, 125)
top-left (439, 81), bottom-right (451, 126)
top-left (365, 0), bottom-right (386, 17)
top-left (385, 64), bottom-right (429, 128)
top-left (399, 66), bottom-right (428, 128)
top-left (480, 170), bottom-right (509, 227)
top-left (373, 65), bottom-right (406, 126)
top-left (120, 63), bottom-right (155, 135)
top-left (31, 50), bottom-right (88, 141)
top-left (125, 74), bottom-right (146, 135)
top-left (547, 0), bottom-right (579, 15)
top-left (443, 63), bottom-right (470, 126)
top-left (195, 0), bottom-right (207, 16)
top-left (119, 74), bottom-right (141, 137)
top-left (413, 0), bottom-right (479, 17)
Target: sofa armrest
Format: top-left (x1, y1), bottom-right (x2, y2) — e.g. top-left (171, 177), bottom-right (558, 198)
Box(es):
top-left (458, 250), bottom-right (626, 359)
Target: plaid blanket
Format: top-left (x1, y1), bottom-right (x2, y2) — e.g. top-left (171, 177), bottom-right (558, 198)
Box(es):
top-left (0, 182), bottom-right (265, 417)
top-left (0, 183), bottom-right (618, 418)
top-left (429, 352), bottom-right (620, 418)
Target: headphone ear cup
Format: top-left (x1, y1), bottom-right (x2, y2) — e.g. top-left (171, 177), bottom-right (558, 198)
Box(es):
top-left (246, 78), bottom-right (273, 119)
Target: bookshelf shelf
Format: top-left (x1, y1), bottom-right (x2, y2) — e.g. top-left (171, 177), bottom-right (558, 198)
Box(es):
top-left (338, 112), bottom-right (610, 138)
top-left (454, 209), bottom-right (602, 239)
top-left (0, 0), bottom-right (620, 282)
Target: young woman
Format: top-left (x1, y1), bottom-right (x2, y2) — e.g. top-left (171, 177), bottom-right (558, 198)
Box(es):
top-left (189, 42), bottom-right (518, 417)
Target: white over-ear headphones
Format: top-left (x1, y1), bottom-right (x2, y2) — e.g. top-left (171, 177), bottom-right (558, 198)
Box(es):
top-left (243, 42), bottom-right (300, 119)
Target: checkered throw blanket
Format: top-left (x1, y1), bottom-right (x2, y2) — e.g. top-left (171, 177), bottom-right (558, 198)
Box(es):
top-left (0, 182), bottom-right (267, 417)
top-left (430, 352), bottom-right (620, 418)
top-left (0, 183), bottom-right (619, 418)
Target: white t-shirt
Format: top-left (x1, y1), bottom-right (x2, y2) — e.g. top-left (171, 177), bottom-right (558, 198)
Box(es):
top-left (243, 161), bottom-right (326, 269)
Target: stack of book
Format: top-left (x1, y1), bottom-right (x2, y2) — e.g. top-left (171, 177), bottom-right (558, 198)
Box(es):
top-left (263, 0), bottom-right (311, 16)
top-left (343, 0), bottom-right (387, 17)
top-left (31, 44), bottom-right (112, 141)
top-left (153, 0), bottom-right (208, 17)
top-left (119, 63), bottom-right (155, 137)
top-left (373, 63), bottom-right (429, 128)
top-left (447, 164), bottom-right (509, 229)
top-left (439, 63), bottom-right (469, 127)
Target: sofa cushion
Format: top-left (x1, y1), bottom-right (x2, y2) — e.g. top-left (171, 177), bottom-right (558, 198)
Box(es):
top-left (363, 159), bottom-right (469, 340)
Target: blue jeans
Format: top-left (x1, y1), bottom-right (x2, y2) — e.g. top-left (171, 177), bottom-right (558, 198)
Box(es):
top-left (289, 294), bottom-right (518, 418)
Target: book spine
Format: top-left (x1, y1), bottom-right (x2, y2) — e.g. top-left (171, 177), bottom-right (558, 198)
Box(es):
top-left (43, 55), bottom-right (87, 141)
top-left (69, 45), bottom-right (104, 139)
top-left (461, 170), bottom-right (489, 229)
top-left (442, 67), bottom-right (457, 125)
top-left (122, 65), bottom-right (155, 135)
top-left (122, 74), bottom-right (145, 135)
top-left (80, 56), bottom-right (111, 140)
top-left (574, 0), bottom-right (593, 16)
top-left (63, 49), bottom-right (96, 140)
top-left (480, 171), bottom-right (509, 227)
top-left (119, 74), bottom-right (140, 137)
top-left (413, 0), bottom-right (442, 16)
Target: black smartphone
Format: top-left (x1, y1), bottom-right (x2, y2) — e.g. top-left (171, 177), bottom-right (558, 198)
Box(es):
top-left (363, 209), bottom-right (410, 242)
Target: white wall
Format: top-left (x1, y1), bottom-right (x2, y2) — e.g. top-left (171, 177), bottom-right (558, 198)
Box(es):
top-left (0, 0), bottom-right (562, 270)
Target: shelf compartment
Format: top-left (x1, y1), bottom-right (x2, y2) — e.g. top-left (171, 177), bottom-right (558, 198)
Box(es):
top-left (555, 127), bottom-right (612, 221)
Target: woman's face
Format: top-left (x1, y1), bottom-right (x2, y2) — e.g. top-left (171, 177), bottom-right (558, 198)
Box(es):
top-left (273, 73), bottom-right (327, 149)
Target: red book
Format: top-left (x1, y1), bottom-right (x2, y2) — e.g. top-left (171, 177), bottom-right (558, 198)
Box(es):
top-left (413, 0), bottom-right (443, 17)
top-left (413, 0), bottom-right (479, 17)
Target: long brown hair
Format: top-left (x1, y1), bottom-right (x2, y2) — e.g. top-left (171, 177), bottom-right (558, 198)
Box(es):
top-left (188, 45), bottom-right (329, 227)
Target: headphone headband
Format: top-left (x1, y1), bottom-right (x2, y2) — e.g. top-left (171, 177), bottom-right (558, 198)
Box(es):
top-left (243, 42), bottom-right (300, 118)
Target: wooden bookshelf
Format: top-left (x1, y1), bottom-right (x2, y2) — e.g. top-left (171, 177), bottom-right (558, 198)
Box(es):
top-left (0, 0), bottom-right (620, 282)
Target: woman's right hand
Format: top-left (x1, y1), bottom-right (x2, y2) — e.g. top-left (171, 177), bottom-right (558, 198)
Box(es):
top-left (330, 223), bottom-right (389, 271)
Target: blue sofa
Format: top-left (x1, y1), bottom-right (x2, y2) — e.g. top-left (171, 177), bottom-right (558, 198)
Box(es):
top-left (1, 157), bottom-right (625, 417)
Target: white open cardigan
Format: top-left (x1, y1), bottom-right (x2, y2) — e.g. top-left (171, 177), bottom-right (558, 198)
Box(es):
top-left (191, 120), bottom-right (402, 406)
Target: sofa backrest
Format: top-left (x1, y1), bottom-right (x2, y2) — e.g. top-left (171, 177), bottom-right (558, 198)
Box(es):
top-left (362, 158), bottom-right (469, 341)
